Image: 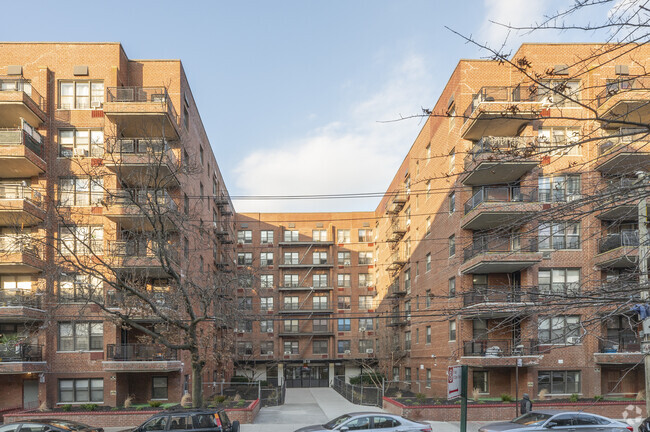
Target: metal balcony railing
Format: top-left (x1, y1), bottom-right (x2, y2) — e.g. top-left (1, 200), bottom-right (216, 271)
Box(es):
top-left (109, 239), bottom-right (179, 263)
top-left (462, 339), bottom-right (538, 356)
top-left (108, 189), bottom-right (177, 212)
top-left (0, 343), bottom-right (43, 362)
top-left (598, 136), bottom-right (650, 156)
top-left (0, 127), bottom-right (44, 158)
top-left (463, 236), bottom-right (538, 262)
top-left (0, 290), bottom-right (41, 308)
top-left (463, 85), bottom-right (536, 120)
top-left (596, 77), bottom-right (650, 107)
top-left (462, 287), bottom-right (538, 306)
top-left (464, 136), bottom-right (537, 169)
top-left (106, 86), bottom-right (178, 124)
top-left (0, 236), bottom-right (39, 257)
top-left (464, 186), bottom-right (537, 214)
top-left (598, 231), bottom-right (639, 253)
top-left (106, 343), bottom-right (177, 361)
top-left (108, 138), bottom-right (178, 165)
top-left (598, 336), bottom-right (641, 353)
top-left (0, 78), bottom-right (44, 110)
top-left (0, 185), bottom-right (43, 208)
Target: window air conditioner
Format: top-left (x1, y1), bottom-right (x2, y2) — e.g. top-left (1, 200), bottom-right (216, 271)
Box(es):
top-left (344, 350), bottom-right (351, 354)
top-left (359, 327), bottom-right (367, 332)
top-left (566, 336), bottom-right (580, 344)
top-left (267, 328), bottom-right (273, 333)
top-left (91, 101), bottom-right (102, 109)
top-left (366, 349), bottom-right (374, 354)
top-left (73, 148), bottom-right (88, 157)
top-left (284, 351), bottom-right (292, 355)
top-left (267, 351), bottom-right (273, 356)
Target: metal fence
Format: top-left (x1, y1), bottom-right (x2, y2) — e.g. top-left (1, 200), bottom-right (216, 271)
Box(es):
top-left (203, 381), bottom-right (286, 407)
top-left (332, 376), bottom-right (383, 407)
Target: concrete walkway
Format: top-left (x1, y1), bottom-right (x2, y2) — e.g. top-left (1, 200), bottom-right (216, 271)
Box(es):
top-left (242, 387), bottom-right (384, 432)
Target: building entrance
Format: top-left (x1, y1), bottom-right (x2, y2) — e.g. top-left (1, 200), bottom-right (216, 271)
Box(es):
top-left (285, 364), bottom-right (329, 387)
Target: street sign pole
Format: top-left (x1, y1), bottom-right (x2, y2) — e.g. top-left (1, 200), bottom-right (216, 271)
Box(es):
top-left (460, 366), bottom-right (468, 432)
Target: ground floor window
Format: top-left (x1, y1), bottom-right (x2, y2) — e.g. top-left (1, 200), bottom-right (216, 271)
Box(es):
top-left (59, 378), bottom-right (103, 402)
top-left (538, 370), bottom-right (580, 394)
top-left (472, 370), bottom-right (488, 393)
top-left (152, 376), bottom-right (168, 399)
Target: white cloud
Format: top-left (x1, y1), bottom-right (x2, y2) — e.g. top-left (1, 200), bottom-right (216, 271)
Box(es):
top-left (478, 0), bottom-right (548, 50)
top-left (232, 53), bottom-right (433, 213)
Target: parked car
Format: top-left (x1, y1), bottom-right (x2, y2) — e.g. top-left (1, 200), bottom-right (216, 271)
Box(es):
top-left (478, 410), bottom-right (632, 432)
top-left (0, 420), bottom-right (103, 432)
top-left (293, 412), bottom-right (432, 432)
top-left (637, 416), bottom-right (650, 432)
top-left (125, 409), bottom-right (239, 432)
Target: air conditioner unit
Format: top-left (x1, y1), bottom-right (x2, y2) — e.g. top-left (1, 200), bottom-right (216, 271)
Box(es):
top-left (284, 351), bottom-right (292, 355)
top-left (91, 101), bottom-right (102, 109)
top-left (359, 327), bottom-right (367, 332)
top-left (266, 351), bottom-right (273, 356)
top-left (266, 328), bottom-right (274, 333)
top-left (237, 240), bottom-right (245, 244)
top-left (366, 349), bottom-right (374, 354)
top-left (566, 336), bottom-right (580, 344)
top-left (73, 148), bottom-right (88, 157)
top-left (344, 350), bottom-right (351, 355)
top-left (542, 251), bottom-right (551, 259)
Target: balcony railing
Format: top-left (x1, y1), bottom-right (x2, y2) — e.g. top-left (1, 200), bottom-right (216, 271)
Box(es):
top-left (0, 184), bottom-right (43, 207)
top-left (462, 287), bottom-right (537, 306)
top-left (106, 86), bottom-right (178, 124)
top-left (107, 189), bottom-right (177, 212)
top-left (598, 231), bottom-right (639, 253)
top-left (463, 85), bottom-right (536, 120)
top-left (0, 126), bottom-right (44, 158)
top-left (0, 236), bottom-right (39, 257)
top-left (109, 239), bottom-right (179, 263)
top-left (108, 138), bottom-right (178, 164)
top-left (463, 236), bottom-right (538, 262)
top-left (0, 290), bottom-right (41, 308)
top-left (598, 136), bottom-right (650, 157)
top-left (464, 186), bottom-right (537, 214)
top-left (0, 78), bottom-right (45, 110)
top-left (0, 343), bottom-right (42, 362)
top-left (105, 343), bottom-right (177, 361)
top-left (463, 339), bottom-right (538, 356)
top-left (598, 337), bottom-right (641, 353)
top-left (596, 77), bottom-right (650, 107)
top-left (464, 136), bottom-right (537, 169)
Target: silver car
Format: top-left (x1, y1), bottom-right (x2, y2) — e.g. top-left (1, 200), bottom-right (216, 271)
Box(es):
top-left (293, 412), bottom-right (432, 432)
top-left (479, 410), bottom-right (633, 432)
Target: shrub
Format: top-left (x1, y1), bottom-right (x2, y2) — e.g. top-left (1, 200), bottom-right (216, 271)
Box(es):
top-left (136, 406), bottom-right (144, 411)
top-left (500, 394), bottom-right (513, 402)
top-left (569, 393), bottom-right (579, 402)
top-left (80, 404), bottom-right (97, 411)
top-left (231, 376), bottom-right (250, 383)
top-left (415, 393), bottom-right (426, 404)
top-left (350, 373), bottom-right (385, 386)
top-left (594, 395), bottom-right (604, 402)
top-left (180, 393), bottom-right (192, 407)
top-left (215, 395), bottom-right (227, 403)
top-left (233, 393), bottom-right (241, 402)
top-left (62, 404), bottom-right (72, 412)
top-left (236, 400), bottom-right (246, 407)
top-left (472, 388), bottom-right (481, 402)
top-left (395, 391), bottom-right (403, 398)
top-left (148, 400), bottom-right (162, 407)
top-left (38, 401), bottom-right (49, 412)
top-left (538, 389), bottom-right (548, 400)
top-left (260, 380), bottom-right (268, 387)
top-left (637, 390), bottom-right (646, 401)
top-left (111, 407), bottom-right (119, 411)
top-left (124, 395), bottom-right (133, 409)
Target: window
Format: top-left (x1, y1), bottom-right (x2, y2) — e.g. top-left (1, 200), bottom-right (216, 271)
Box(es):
top-left (260, 297), bottom-right (274, 311)
top-left (449, 235), bottom-right (456, 257)
top-left (312, 274), bottom-right (328, 287)
top-left (260, 274), bottom-right (274, 289)
top-left (449, 148), bottom-right (456, 172)
top-left (539, 222), bottom-right (580, 250)
top-left (404, 367), bottom-right (412, 383)
top-left (358, 251), bottom-right (373, 265)
top-left (183, 106), bottom-right (189, 129)
top-left (426, 326), bottom-right (431, 344)
top-left (283, 341), bottom-right (299, 354)
top-left (539, 269), bottom-right (580, 296)
top-left (283, 252), bottom-right (298, 265)
top-left (448, 191), bottom-right (456, 212)
top-left (59, 177), bottom-right (103, 206)
top-left (538, 316), bottom-right (580, 344)
top-left (59, 274), bottom-right (102, 303)
top-left (312, 295), bottom-right (328, 310)
top-left (359, 339), bottom-right (373, 353)
top-left (237, 252), bottom-right (252, 265)
top-left (426, 217), bottom-right (431, 236)
top-left (405, 207), bottom-right (411, 226)
top-left (337, 229), bottom-right (350, 243)
top-left (283, 319), bottom-right (299, 333)
top-left (284, 274), bottom-right (299, 288)
top-left (415, 328), bottom-right (419, 343)
top-left (236, 320), bottom-right (252, 333)
top-left (338, 252), bottom-right (351, 265)
top-left (283, 297), bottom-right (299, 310)
top-left (426, 369), bottom-right (432, 388)
top-left (237, 230), bottom-right (252, 244)
top-left (313, 319), bottom-right (328, 332)
top-left (312, 230), bottom-right (327, 241)
top-left (313, 340), bottom-right (328, 354)
top-left (338, 318), bottom-right (351, 331)
top-left (359, 318), bottom-right (374, 330)
top-left (59, 378), bottom-right (103, 403)
top-left (337, 340), bottom-right (351, 353)
top-left (140, 416), bottom-right (168, 432)
top-left (237, 297), bottom-right (252, 311)
top-left (60, 226), bottom-right (103, 255)
top-left (538, 175), bottom-right (581, 203)
top-left (359, 295), bottom-right (373, 310)
top-left (449, 277), bottom-right (456, 297)
top-left (538, 370), bottom-right (581, 394)
top-left (404, 269), bottom-right (411, 293)
top-left (284, 230), bottom-right (299, 242)
top-left (358, 273), bottom-right (373, 287)
top-left (313, 251), bottom-right (328, 264)
top-left (338, 296), bottom-right (351, 309)
top-left (393, 367), bottom-right (400, 381)
top-left (404, 300), bottom-right (411, 321)
top-left (337, 274), bottom-right (351, 287)
top-left (425, 180), bottom-right (431, 200)
top-left (59, 129), bottom-right (104, 157)
top-left (426, 290), bottom-right (431, 308)
top-left (358, 229), bottom-right (373, 242)
top-left (261, 341), bottom-right (274, 354)
top-left (538, 127), bottom-right (581, 156)
top-left (260, 320), bottom-right (273, 333)
top-left (152, 376), bottom-right (168, 399)
top-left (426, 144), bottom-right (431, 161)
top-left (449, 320), bottom-right (456, 341)
top-left (260, 252), bottom-right (273, 266)
top-left (261, 230), bottom-right (274, 244)
top-left (472, 371), bottom-right (488, 393)
top-left (537, 80), bottom-right (581, 107)
top-left (426, 253), bottom-right (431, 272)
top-left (59, 81), bottom-right (103, 109)
top-left (58, 322), bottom-right (103, 351)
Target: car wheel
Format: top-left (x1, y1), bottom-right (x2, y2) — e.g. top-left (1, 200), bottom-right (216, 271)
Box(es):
top-left (231, 421), bottom-right (240, 432)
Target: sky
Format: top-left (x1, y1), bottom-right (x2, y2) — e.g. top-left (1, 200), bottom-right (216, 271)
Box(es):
top-left (2, 0), bottom-right (616, 212)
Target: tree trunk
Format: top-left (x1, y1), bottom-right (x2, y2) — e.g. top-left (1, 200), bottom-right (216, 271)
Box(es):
top-left (192, 359), bottom-right (204, 407)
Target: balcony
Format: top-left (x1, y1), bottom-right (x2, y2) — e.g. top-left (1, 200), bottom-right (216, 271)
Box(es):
top-left (103, 344), bottom-right (181, 372)
top-left (108, 240), bottom-right (179, 277)
top-left (594, 232), bottom-right (639, 268)
top-left (460, 339), bottom-right (541, 367)
top-left (104, 87), bottom-right (180, 140)
top-left (387, 316), bottom-right (408, 327)
top-left (461, 236), bottom-right (541, 274)
top-left (387, 218), bottom-right (407, 242)
top-left (597, 178), bottom-right (639, 220)
top-left (104, 138), bottom-right (179, 187)
top-left (0, 290), bottom-right (44, 320)
top-left (0, 124), bottom-right (46, 177)
top-left (462, 136), bottom-right (539, 185)
top-left (461, 86), bottom-right (541, 140)
top-left (387, 250), bottom-right (407, 271)
top-left (0, 344), bottom-right (45, 374)
top-left (214, 196), bottom-right (233, 216)
top-left (278, 285), bottom-right (333, 291)
top-left (0, 185), bottom-right (45, 227)
top-left (386, 192), bottom-right (407, 214)
top-left (214, 224), bottom-right (234, 244)
top-left (279, 304), bottom-right (333, 314)
top-left (594, 338), bottom-right (643, 364)
top-left (462, 186), bottom-right (540, 230)
top-left (596, 78), bottom-right (650, 127)
top-left (461, 287), bottom-right (535, 317)
top-left (595, 136), bottom-right (650, 174)
top-left (386, 281), bottom-right (406, 297)
top-left (105, 189), bottom-right (178, 231)
top-left (0, 78), bottom-right (46, 127)
top-left (0, 236), bottom-right (43, 274)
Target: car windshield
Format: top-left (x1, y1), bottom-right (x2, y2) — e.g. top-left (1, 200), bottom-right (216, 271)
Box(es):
top-left (512, 413), bottom-right (554, 425)
top-left (323, 415), bottom-right (352, 430)
top-left (42, 422), bottom-right (91, 431)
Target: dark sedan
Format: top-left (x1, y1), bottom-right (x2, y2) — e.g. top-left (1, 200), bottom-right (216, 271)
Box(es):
top-left (478, 411), bottom-right (632, 432)
top-left (294, 412), bottom-right (431, 432)
top-left (0, 420), bottom-right (103, 432)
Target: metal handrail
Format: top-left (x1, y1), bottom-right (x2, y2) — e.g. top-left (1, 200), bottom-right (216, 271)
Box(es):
top-left (463, 236), bottom-right (538, 262)
top-left (464, 186), bottom-right (537, 214)
top-left (462, 287), bottom-right (537, 306)
top-left (0, 128), bottom-right (44, 157)
top-left (598, 136), bottom-right (650, 156)
top-left (106, 343), bottom-right (177, 361)
top-left (108, 138), bottom-right (178, 166)
top-left (596, 76), bottom-right (650, 107)
top-left (107, 189), bottom-right (177, 212)
top-left (0, 78), bottom-right (44, 110)
top-left (598, 231), bottom-right (639, 253)
top-left (0, 343), bottom-right (43, 362)
top-left (106, 86), bottom-right (179, 125)
top-left (463, 85), bottom-right (537, 120)
top-left (598, 336), bottom-right (640, 353)
top-left (463, 339), bottom-right (538, 356)
top-left (0, 185), bottom-right (43, 208)
top-left (108, 239), bottom-right (179, 263)
top-left (0, 290), bottom-right (41, 308)
top-left (0, 236), bottom-right (39, 256)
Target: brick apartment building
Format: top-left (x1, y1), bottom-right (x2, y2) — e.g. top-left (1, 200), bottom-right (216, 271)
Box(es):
top-left (0, 43), bottom-right (235, 410)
